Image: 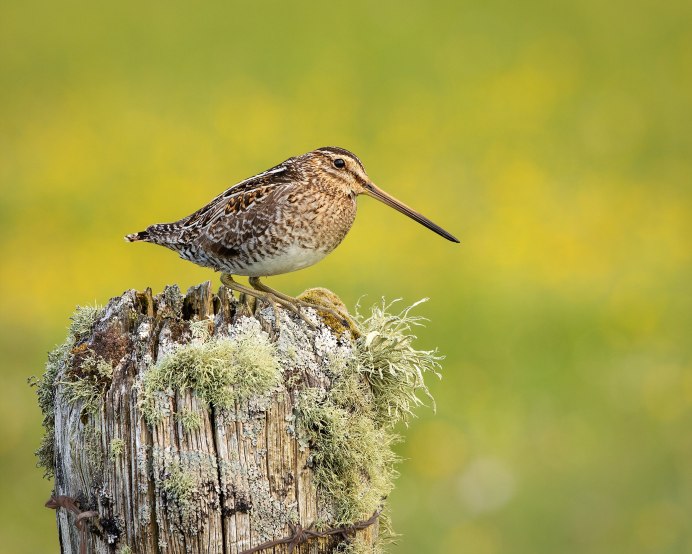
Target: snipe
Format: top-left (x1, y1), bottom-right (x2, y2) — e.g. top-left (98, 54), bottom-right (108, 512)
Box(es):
top-left (126, 147), bottom-right (459, 324)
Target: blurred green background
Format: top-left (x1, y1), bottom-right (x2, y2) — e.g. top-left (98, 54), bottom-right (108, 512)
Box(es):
top-left (1, 0), bottom-right (691, 552)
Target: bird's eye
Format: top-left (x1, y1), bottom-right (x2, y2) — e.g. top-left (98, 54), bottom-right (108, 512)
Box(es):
top-left (333, 158), bottom-right (346, 169)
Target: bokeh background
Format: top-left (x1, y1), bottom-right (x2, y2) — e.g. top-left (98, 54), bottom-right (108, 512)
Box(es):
top-left (1, 1), bottom-right (691, 552)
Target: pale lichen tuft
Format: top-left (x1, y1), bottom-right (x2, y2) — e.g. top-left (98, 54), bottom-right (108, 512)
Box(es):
top-left (160, 460), bottom-right (198, 526)
top-left (139, 321), bottom-right (281, 425)
top-left (294, 298), bottom-right (439, 535)
top-left (30, 304), bottom-right (104, 477)
top-left (110, 438), bottom-right (126, 460)
top-left (295, 385), bottom-right (398, 525)
top-left (177, 409), bottom-right (204, 432)
top-left (354, 299), bottom-right (442, 427)
top-left (61, 353), bottom-right (114, 416)
top-left (68, 304), bottom-right (104, 339)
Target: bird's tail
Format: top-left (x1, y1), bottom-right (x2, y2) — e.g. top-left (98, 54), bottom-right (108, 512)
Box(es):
top-left (125, 230), bottom-right (150, 242)
top-left (125, 222), bottom-right (184, 244)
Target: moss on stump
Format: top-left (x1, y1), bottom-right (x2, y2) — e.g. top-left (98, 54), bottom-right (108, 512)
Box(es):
top-left (32, 282), bottom-right (442, 553)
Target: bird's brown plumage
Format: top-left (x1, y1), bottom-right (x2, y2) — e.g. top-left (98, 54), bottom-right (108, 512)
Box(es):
top-left (126, 146), bottom-right (458, 278)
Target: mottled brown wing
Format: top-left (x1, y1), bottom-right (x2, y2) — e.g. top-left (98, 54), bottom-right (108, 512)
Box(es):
top-left (192, 165), bottom-right (297, 256)
top-left (181, 164), bottom-right (292, 230)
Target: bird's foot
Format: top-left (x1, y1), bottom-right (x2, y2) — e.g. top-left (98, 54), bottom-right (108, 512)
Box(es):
top-left (221, 273), bottom-right (276, 325)
top-left (266, 294), bottom-right (319, 328)
top-left (288, 297), bottom-right (349, 328)
top-left (249, 277), bottom-right (350, 330)
top-left (221, 274), bottom-right (355, 332)
top-left (221, 273), bottom-right (319, 329)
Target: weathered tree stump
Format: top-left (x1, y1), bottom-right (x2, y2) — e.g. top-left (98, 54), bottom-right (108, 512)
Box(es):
top-left (34, 282), bottom-right (441, 554)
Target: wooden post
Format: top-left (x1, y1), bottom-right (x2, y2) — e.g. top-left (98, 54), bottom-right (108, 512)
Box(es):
top-left (34, 282), bottom-right (441, 554)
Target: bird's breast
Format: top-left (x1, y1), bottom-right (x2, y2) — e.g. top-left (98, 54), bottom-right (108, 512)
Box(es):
top-left (284, 188), bottom-right (356, 248)
top-left (240, 244), bottom-right (332, 277)
top-left (239, 187), bottom-right (357, 276)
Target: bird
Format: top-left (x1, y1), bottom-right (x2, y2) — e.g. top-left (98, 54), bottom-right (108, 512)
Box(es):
top-left (126, 146), bottom-right (459, 324)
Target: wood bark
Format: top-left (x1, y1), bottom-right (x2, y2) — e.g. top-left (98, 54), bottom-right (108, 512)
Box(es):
top-left (49, 282), bottom-right (377, 554)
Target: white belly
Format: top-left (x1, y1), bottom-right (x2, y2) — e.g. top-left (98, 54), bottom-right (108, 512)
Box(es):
top-left (239, 244), bottom-right (330, 277)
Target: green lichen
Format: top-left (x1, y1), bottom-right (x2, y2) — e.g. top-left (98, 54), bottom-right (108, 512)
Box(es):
top-left (68, 304), bottom-right (104, 339)
top-left (29, 304), bottom-right (103, 477)
top-left (29, 340), bottom-right (70, 477)
top-left (150, 447), bottom-right (221, 535)
top-left (110, 438), bottom-right (125, 460)
top-left (296, 386), bottom-right (397, 525)
top-left (139, 322), bottom-right (281, 425)
top-left (61, 353), bottom-right (114, 416)
top-left (117, 546), bottom-right (132, 554)
top-left (161, 460), bottom-right (197, 511)
top-left (189, 318), bottom-right (213, 341)
top-left (355, 299), bottom-right (442, 427)
top-left (156, 452), bottom-right (221, 534)
top-left (295, 298), bottom-right (441, 535)
top-left (177, 409), bottom-right (204, 432)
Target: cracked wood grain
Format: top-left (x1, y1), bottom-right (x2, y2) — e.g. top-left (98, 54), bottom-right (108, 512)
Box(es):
top-left (49, 282), bottom-right (375, 553)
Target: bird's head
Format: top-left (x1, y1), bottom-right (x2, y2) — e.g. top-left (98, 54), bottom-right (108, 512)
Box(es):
top-left (307, 146), bottom-right (460, 243)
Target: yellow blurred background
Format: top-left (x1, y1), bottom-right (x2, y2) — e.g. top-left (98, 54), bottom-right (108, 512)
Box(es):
top-left (1, 1), bottom-right (691, 552)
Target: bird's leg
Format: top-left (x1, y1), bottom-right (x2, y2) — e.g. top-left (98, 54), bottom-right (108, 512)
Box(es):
top-left (220, 273), bottom-right (281, 325)
top-left (248, 277), bottom-right (348, 326)
top-left (247, 277), bottom-right (318, 327)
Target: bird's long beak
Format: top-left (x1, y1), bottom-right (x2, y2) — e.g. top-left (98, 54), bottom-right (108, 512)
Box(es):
top-left (363, 183), bottom-right (460, 243)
